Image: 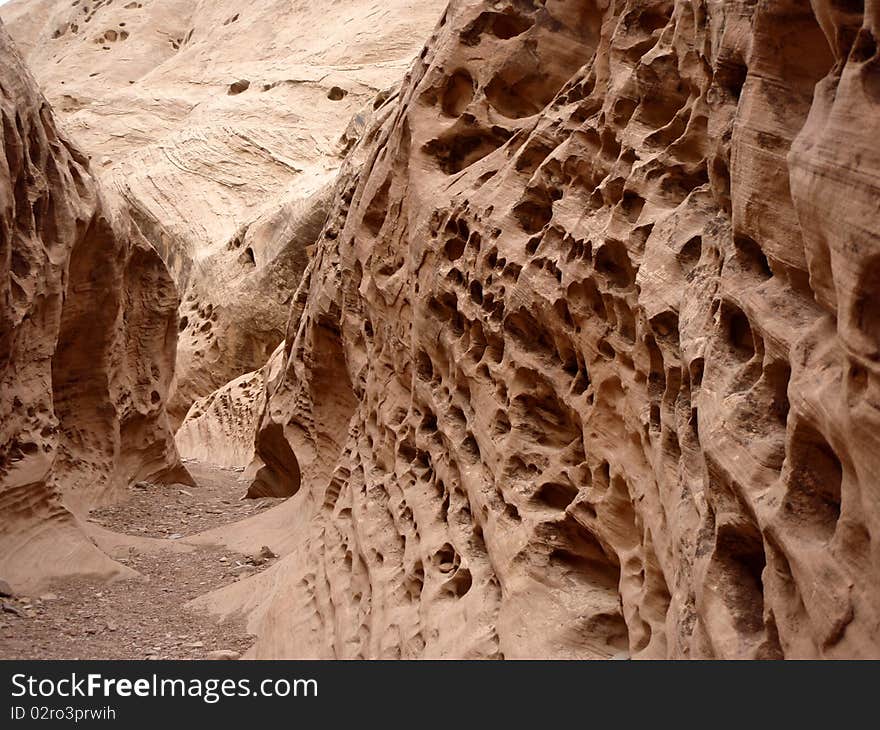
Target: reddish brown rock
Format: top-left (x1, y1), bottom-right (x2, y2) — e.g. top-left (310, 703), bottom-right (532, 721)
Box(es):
top-left (195, 0), bottom-right (880, 659)
top-left (0, 23), bottom-right (189, 592)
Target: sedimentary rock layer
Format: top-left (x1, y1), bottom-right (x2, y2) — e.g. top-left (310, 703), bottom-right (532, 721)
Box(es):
top-left (1, 0), bottom-right (445, 422)
top-left (0, 23), bottom-right (189, 591)
top-left (203, 0), bottom-right (880, 659)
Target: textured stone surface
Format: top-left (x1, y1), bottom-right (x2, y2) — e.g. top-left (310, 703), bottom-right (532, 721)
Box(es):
top-left (196, 0), bottom-right (880, 659)
top-left (0, 23), bottom-right (188, 592)
top-left (1, 0), bottom-right (444, 423)
top-left (174, 345), bottom-right (286, 470)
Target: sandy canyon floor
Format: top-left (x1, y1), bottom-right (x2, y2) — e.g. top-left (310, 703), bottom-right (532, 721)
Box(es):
top-left (0, 464), bottom-right (284, 660)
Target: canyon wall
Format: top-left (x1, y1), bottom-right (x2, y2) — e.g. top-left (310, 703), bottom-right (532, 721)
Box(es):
top-left (202, 0), bottom-right (880, 659)
top-left (1, 0), bottom-right (444, 424)
top-left (0, 23), bottom-right (189, 592)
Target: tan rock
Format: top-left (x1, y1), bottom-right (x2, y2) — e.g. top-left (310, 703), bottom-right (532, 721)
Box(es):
top-left (1, 0), bottom-right (445, 423)
top-left (0, 22), bottom-right (189, 593)
top-left (175, 365), bottom-right (267, 469)
top-left (4, 0), bottom-right (879, 661)
top-left (196, 0), bottom-right (880, 659)
top-left (206, 649), bottom-right (240, 661)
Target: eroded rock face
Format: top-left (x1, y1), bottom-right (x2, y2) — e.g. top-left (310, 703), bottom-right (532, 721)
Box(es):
top-left (1, 0), bottom-right (445, 423)
top-left (0, 24), bottom-right (188, 591)
top-left (174, 345), bottom-right (287, 470)
top-left (215, 0), bottom-right (880, 659)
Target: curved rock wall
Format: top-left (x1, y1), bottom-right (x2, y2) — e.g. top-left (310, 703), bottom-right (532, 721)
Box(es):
top-left (223, 0), bottom-right (880, 659)
top-left (1, 0), bottom-right (446, 424)
top-left (0, 24), bottom-right (188, 591)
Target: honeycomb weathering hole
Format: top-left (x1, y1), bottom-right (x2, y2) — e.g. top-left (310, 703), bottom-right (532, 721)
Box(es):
top-left (460, 10), bottom-right (533, 45)
top-left (720, 301), bottom-right (756, 361)
top-left (423, 125), bottom-right (513, 174)
top-left (227, 79), bottom-right (250, 95)
top-left (440, 69), bottom-right (475, 116)
top-left (486, 72), bottom-right (558, 118)
top-left (247, 422), bottom-right (301, 498)
top-left (783, 424), bottom-right (843, 540)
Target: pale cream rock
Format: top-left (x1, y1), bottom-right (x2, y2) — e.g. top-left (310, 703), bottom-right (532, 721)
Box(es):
top-left (2, 0), bottom-right (446, 423)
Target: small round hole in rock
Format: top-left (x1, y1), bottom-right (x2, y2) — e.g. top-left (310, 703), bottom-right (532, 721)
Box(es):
top-left (239, 247), bottom-right (256, 267)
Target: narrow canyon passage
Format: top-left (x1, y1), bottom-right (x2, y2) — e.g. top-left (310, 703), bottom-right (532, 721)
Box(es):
top-left (2, 0), bottom-right (880, 659)
top-left (0, 464), bottom-right (284, 660)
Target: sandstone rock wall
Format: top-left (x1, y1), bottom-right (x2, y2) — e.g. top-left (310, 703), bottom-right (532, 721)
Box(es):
top-left (174, 345), bottom-right (287, 470)
top-left (0, 23), bottom-right (189, 591)
top-left (213, 0), bottom-right (880, 658)
top-left (1, 0), bottom-right (445, 423)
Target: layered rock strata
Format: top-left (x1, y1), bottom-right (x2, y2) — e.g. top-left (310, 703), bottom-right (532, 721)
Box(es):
top-left (1, 0), bottom-right (445, 422)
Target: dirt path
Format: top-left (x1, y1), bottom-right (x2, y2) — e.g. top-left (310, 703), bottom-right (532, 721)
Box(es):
top-left (0, 462), bottom-right (285, 660)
